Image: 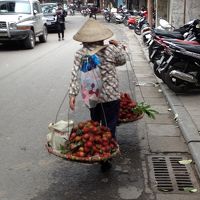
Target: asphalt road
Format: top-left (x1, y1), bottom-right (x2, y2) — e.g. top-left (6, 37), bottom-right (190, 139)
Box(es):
top-left (0, 15), bottom-right (145, 200)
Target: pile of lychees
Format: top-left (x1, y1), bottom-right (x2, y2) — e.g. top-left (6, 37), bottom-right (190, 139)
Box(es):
top-left (62, 120), bottom-right (119, 162)
top-left (119, 93), bottom-right (141, 122)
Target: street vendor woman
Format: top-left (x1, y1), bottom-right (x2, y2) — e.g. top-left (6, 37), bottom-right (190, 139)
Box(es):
top-left (68, 18), bottom-right (126, 138)
top-left (68, 19), bottom-right (126, 171)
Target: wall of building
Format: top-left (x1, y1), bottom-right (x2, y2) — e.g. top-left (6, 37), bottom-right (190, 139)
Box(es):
top-left (157, 0), bottom-right (168, 19)
top-left (169, 0), bottom-right (200, 28)
top-left (154, 0), bottom-right (200, 29)
top-left (185, 0), bottom-right (200, 22)
top-left (170, 0), bottom-right (185, 28)
top-left (139, 0), bottom-right (146, 10)
top-left (126, 0), bottom-right (146, 11)
top-left (117, 0), bottom-right (124, 7)
top-left (155, 0), bottom-right (169, 27)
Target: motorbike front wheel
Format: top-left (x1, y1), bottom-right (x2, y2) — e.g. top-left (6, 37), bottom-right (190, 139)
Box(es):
top-left (123, 19), bottom-right (128, 26)
top-left (164, 63), bottom-right (190, 93)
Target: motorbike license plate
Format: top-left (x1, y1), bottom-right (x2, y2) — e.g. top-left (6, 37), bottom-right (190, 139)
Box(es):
top-left (47, 22), bottom-right (52, 25)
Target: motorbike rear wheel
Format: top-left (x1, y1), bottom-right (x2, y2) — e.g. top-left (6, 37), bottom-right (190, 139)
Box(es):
top-left (164, 63), bottom-right (190, 93)
top-left (134, 27), bottom-right (141, 35)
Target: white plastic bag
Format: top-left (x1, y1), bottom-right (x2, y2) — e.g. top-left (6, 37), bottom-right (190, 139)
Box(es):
top-left (47, 120), bottom-right (74, 151)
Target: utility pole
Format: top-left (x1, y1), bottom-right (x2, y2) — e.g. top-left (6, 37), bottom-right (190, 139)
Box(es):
top-left (147, 0), bottom-right (153, 28)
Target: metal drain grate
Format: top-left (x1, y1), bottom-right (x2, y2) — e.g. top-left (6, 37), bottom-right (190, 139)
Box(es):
top-left (148, 155), bottom-right (200, 193)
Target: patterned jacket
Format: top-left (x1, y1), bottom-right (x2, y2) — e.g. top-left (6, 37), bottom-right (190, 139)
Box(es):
top-left (68, 43), bottom-right (126, 103)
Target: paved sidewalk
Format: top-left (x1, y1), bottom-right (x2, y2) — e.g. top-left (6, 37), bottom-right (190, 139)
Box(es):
top-left (123, 26), bottom-right (200, 198)
top-left (132, 31), bottom-right (200, 177)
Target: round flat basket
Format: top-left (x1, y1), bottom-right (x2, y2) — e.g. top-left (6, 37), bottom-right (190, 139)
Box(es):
top-left (46, 143), bottom-right (120, 164)
top-left (119, 113), bottom-right (144, 123)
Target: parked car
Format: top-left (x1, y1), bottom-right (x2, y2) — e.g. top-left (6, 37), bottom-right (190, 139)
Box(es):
top-left (41, 3), bottom-right (57, 31)
top-left (0, 0), bottom-right (48, 49)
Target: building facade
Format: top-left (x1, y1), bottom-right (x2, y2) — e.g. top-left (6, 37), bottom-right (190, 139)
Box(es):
top-left (155, 0), bottom-right (200, 28)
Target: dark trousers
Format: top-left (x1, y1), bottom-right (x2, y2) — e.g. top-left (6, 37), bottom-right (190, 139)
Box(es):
top-left (57, 23), bottom-right (65, 39)
top-left (90, 100), bottom-right (120, 139)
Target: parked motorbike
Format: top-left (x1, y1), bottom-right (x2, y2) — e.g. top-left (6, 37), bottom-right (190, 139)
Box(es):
top-left (114, 12), bottom-right (124, 23)
top-left (148, 19), bottom-right (200, 64)
top-left (134, 16), bottom-right (148, 35)
top-left (81, 8), bottom-right (90, 17)
top-left (157, 18), bottom-right (175, 31)
top-left (127, 15), bottom-right (140, 29)
top-left (162, 42), bottom-right (200, 93)
top-left (141, 23), bottom-right (152, 45)
top-left (123, 12), bottom-right (132, 26)
top-left (152, 39), bottom-right (200, 80)
top-left (103, 8), bottom-right (111, 22)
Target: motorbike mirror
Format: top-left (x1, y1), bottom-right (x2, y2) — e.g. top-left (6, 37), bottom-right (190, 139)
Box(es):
top-left (159, 18), bottom-right (172, 28)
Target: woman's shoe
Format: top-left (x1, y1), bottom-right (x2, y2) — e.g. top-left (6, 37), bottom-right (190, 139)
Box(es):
top-left (100, 160), bottom-right (112, 172)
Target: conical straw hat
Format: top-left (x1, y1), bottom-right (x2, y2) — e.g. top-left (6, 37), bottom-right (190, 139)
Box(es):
top-left (73, 19), bottom-right (113, 42)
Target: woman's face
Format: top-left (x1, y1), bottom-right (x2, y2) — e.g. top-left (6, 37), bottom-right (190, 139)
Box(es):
top-left (83, 40), bottom-right (104, 46)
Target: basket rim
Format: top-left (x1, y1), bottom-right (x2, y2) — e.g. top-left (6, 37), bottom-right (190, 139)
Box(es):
top-left (46, 144), bottom-right (120, 164)
top-left (119, 113), bottom-right (144, 122)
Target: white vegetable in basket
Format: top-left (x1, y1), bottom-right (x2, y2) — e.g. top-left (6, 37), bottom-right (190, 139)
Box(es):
top-left (47, 120), bottom-right (74, 151)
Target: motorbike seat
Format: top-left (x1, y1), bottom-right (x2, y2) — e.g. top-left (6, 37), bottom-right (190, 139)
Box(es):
top-left (164, 38), bottom-right (199, 45)
top-left (173, 42), bottom-right (200, 54)
top-left (154, 29), bottom-right (184, 39)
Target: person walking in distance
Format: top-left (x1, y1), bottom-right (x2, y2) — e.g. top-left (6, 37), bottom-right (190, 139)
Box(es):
top-left (56, 3), bottom-right (65, 41)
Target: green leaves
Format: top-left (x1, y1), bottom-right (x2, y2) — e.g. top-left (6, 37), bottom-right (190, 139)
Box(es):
top-left (76, 128), bottom-right (83, 136)
top-left (60, 144), bottom-right (70, 154)
top-left (132, 102), bottom-right (159, 119)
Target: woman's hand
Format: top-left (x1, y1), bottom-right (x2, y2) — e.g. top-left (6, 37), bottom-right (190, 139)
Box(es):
top-left (109, 39), bottom-right (126, 50)
top-left (69, 96), bottom-right (76, 111)
top-left (109, 39), bottom-right (119, 46)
